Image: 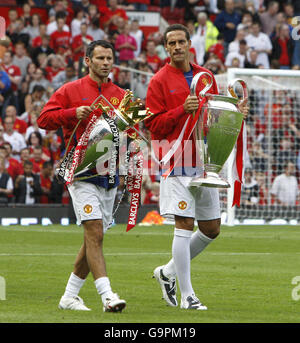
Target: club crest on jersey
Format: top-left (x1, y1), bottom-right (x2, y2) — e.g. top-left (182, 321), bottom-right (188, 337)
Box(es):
top-left (178, 201), bottom-right (187, 210)
top-left (83, 204), bottom-right (93, 214)
top-left (110, 97), bottom-right (119, 106)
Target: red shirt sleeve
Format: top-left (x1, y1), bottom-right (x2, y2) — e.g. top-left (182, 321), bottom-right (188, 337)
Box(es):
top-left (37, 85), bottom-right (77, 130)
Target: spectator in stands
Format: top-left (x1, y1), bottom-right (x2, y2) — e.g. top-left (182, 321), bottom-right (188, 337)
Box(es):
top-left (203, 54), bottom-right (226, 74)
top-left (225, 39), bottom-right (249, 68)
top-left (132, 62), bottom-right (152, 104)
top-left (72, 22), bottom-right (94, 62)
top-left (32, 34), bottom-right (55, 66)
top-left (4, 105), bottom-right (28, 136)
top-left (12, 42), bottom-right (32, 79)
top-left (42, 54), bottom-right (65, 82)
top-left (87, 3), bottom-right (100, 23)
top-left (24, 85), bottom-right (46, 114)
top-left (115, 22), bottom-right (137, 63)
top-left (270, 162), bottom-right (299, 206)
top-left (50, 15), bottom-right (72, 56)
top-left (71, 8), bottom-right (88, 38)
top-left (28, 68), bottom-right (51, 94)
top-left (274, 138), bottom-right (298, 175)
top-left (25, 109), bottom-right (46, 141)
top-left (191, 12), bottom-right (216, 66)
top-left (0, 143), bottom-right (22, 180)
top-left (6, 9), bottom-right (19, 37)
top-left (245, 21), bottom-right (272, 69)
top-left (259, 1), bottom-right (279, 36)
top-left (240, 11), bottom-right (254, 35)
top-left (87, 17), bottom-right (106, 41)
top-left (214, 0), bottom-right (241, 51)
top-left (228, 24), bottom-right (246, 53)
top-left (45, 130), bottom-right (63, 164)
top-left (130, 19), bottom-right (144, 59)
top-left (271, 24), bottom-right (294, 69)
top-left (3, 116), bottom-right (26, 160)
top-left (240, 168), bottom-right (260, 207)
top-left (283, 3), bottom-right (295, 25)
top-left (20, 2), bottom-right (32, 27)
top-left (195, 11), bottom-right (219, 51)
top-left (47, 8), bottom-right (71, 36)
top-left (145, 40), bottom-right (162, 73)
top-left (52, 64), bottom-right (77, 90)
top-left (1, 51), bottom-right (22, 97)
top-left (19, 146), bottom-right (39, 174)
top-left (115, 69), bottom-right (131, 89)
top-left (21, 62), bottom-right (37, 97)
top-left (270, 12), bottom-right (291, 41)
top-left (39, 161), bottom-right (53, 204)
top-left (32, 23), bottom-right (48, 49)
top-left (8, 17), bottom-right (30, 48)
top-left (27, 131), bottom-right (51, 162)
top-left (207, 33), bottom-right (225, 63)
top-left (23, 13), bottom-right (42, 44)
top-left (101, 0), bottom-right (129, 33)
top-left (0, 156), bottom-right (14, 204)
top-left (244, 49), bottom-right (259, 68)
top-left (14, 160), bottom-right (42, 204)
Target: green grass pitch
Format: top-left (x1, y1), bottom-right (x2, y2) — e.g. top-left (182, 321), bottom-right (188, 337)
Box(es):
top-left (0, 224), bottom-right (300, 323)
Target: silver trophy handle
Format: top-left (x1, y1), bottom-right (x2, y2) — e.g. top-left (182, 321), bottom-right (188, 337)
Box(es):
top-left (190, 72), bottom-right (214, 97)
top-left (227, 78), bottom-right (248, 100)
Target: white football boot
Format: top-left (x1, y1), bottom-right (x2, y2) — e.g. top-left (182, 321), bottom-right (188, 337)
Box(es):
top-left (58, 295), bottom-right (91, 311)
top-left (103, 293), bottom-right (126, 312)
top-left (153, 265), bottom-right (178, 307)
top-left (180, 294), bottom-right (207, 310)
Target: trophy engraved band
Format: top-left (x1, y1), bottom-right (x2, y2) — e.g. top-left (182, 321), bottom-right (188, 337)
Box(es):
top-left (189, 72), bottom-right (248, 188)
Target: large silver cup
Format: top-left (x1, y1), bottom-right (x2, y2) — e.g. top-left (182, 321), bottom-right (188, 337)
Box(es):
top-left (189, 72), bottom-right (248, 188)
top-left (71, 91), bottom-right (152, 182)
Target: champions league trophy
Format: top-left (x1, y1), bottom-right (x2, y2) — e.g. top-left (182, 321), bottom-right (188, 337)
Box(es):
top-left (58, 91), bottom-right (153, 184)
top-left (189, 72), bottom-right (248, 188)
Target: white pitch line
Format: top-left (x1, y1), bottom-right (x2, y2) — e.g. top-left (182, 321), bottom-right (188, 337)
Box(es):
top-left (0, 252), bottom-right (298, 257)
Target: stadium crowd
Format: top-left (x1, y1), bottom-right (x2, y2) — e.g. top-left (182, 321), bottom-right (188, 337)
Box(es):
top-left (0, 0), bottom-right (299, 208)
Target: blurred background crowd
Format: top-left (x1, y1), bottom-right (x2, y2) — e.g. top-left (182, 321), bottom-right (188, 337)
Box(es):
top-left (0, 0), bottom-right (300, 209)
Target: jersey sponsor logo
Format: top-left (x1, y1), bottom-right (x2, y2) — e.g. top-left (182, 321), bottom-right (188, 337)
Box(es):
top-left (83, 204), bottom-right (93, 214)
top-left (110, 97), bottom-right (119, 106)
top-left (170, 89), bottom-right (176, 93)
top-left (178, 201), bottom-right (187, 210)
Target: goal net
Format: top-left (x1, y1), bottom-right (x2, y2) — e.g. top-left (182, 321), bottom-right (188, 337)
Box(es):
top-left (216, 68), bottom-right (300, 226)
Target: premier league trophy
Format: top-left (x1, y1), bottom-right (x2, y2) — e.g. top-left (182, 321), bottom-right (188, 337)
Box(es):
top-left (57, 90), bottom-right (153, 184)
top-left (189, 72), bottom-right (248, 188)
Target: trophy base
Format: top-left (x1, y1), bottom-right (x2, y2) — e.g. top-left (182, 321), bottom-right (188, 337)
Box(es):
top-left (188, 172), bottom-right (230, 189)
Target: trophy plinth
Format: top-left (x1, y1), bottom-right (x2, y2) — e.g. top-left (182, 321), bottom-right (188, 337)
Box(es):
top-left (189, 172), bottom-right (230, 188)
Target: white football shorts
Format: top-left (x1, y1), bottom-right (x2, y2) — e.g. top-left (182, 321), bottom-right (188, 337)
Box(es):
top-left (68, 181), bottom-right (117, 232)
top-left (160, 175), bottom-right (220, 221)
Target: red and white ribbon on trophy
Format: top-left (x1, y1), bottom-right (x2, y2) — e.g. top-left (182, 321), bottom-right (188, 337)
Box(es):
top-left (231, 121), bottom-right (247, 207)
top-left (126, 150), bottom-right (144, 232)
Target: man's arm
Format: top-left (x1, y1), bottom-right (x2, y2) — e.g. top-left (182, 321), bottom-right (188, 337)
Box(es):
top-left (37, 86), bottom-right (92, 130)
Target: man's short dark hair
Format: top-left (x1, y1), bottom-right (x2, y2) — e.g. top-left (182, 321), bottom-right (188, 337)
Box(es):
top-left (85, 40), bottom-right (115, 59)
top-left (163, 24), bottom-right (190, 44)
